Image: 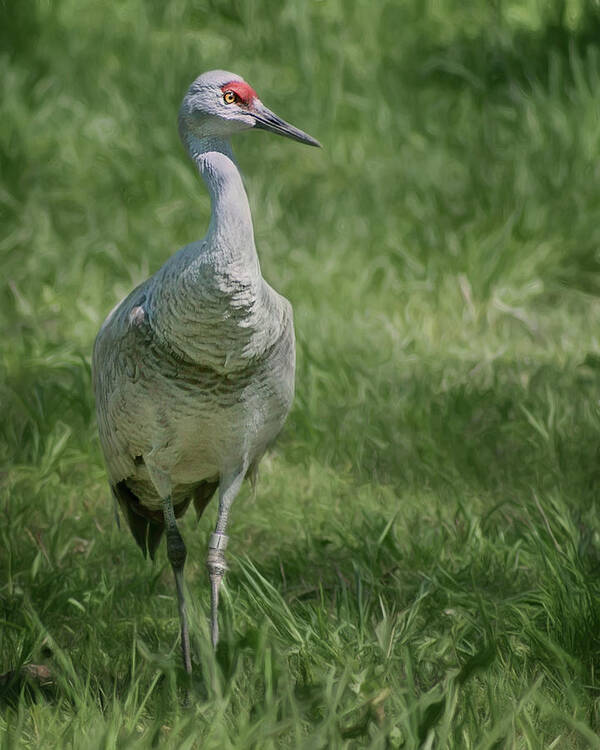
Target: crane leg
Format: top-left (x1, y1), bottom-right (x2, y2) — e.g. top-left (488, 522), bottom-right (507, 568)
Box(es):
top-left (162, 494), bottom-right (192, 675)
top-left (145, 459), bottom-right (192, 676)
top-left (207, 469), bottom-right (245, 649)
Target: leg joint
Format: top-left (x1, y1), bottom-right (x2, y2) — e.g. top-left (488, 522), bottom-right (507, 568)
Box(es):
top-left (166, 526), bottom-right (187, 570)
top-left (206, 546), bottom-right (227, 577)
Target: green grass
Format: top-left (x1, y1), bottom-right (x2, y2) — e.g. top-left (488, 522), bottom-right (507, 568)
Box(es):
top-left (3, 0), bottom-right (600, 746)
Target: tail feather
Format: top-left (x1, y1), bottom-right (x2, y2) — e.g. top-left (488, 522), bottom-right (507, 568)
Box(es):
top-left (111, 477), bottom-right (220, 560)
top-left (193, 479), bottom-right (219, 519)
top-left (112, 481), bottom-right (165, 560)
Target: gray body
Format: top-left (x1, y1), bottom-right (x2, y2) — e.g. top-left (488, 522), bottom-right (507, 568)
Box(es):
top-left (93, 234), bottom-right (295, 513)
top-left (92, 70), bottom-right (319, 671)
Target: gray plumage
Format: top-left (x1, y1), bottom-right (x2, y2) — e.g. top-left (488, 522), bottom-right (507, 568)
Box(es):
top-left (92, 70), bottom-right (319, 673)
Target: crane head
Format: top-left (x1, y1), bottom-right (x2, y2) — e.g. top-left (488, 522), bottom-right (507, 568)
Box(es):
top-left (179, 70), bottom-right (321, 148)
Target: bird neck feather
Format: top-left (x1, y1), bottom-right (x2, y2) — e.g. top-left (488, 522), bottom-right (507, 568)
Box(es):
top-left (147, 134), bottom-right (265, 365)
top-left (185, 135), bottom-right (257, 266)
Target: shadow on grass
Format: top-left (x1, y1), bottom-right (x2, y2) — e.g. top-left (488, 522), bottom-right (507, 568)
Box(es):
top-left (276, 347), bottom-right (600, 696)
top-left (288, 350), bottom-right (600, 509)
top-left (4, 337), bottom-right (600, 718)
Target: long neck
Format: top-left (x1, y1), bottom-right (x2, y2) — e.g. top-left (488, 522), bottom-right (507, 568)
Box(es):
top-left (148, 132), bottom-right (264, 364)
top-left (186, 135), bottom-right (257, 266)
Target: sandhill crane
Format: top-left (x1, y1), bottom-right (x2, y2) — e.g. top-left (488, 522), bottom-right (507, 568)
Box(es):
top-left (92, 70), bottom-right (320, 675)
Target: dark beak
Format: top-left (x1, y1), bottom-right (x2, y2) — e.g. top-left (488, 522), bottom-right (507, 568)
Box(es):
top-left (252, 102), bottom-right (321, 148)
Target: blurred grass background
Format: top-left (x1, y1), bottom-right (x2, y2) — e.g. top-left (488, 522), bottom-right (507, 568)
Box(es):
top-left (3, 0), bottom-right (600, 746)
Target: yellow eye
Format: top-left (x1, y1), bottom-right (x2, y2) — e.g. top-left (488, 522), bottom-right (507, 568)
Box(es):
top-left (224, 91), bottom-right (236, 104)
